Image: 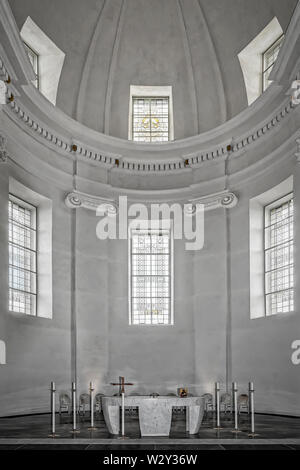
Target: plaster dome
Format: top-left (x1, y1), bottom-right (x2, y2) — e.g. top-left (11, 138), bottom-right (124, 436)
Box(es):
top-left (9, 0), bottom-right (297, 140)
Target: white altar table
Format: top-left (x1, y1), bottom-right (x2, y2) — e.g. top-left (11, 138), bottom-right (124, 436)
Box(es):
top-left (102, 396), bottom-right (205, 436)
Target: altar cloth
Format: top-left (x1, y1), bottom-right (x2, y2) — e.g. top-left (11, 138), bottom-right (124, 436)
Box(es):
top-left (102, 396), bottom-right (205, 436)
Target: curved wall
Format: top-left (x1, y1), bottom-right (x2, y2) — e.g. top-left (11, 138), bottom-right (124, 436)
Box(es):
top-left (0, 119), bottom-right (299, 416)
top-left (0, 0), bottom-right (299, 417)
top-left (8, 0), bottom-right (298, 138)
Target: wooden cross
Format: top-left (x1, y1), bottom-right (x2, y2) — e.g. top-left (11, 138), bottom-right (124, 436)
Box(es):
top-left (111, 376), bottom-right (134, 395)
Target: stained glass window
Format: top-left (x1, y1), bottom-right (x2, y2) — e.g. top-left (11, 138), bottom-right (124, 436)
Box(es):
top-left (264, 194), bottom-right (293, 315)
top-left (24, 42), bottom-right (39, 89)
top-left (129, 228), bottom-right (173, 325)
top-left (262, 35), bottom-right (283, 92)
top-left (9, 196), bottom-right (37, 315)
top-left (132, 97), bottom-right (169, 142)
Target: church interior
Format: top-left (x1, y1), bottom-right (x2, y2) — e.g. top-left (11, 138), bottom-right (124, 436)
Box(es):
top-left (0, 0), bottom-right (300, 453)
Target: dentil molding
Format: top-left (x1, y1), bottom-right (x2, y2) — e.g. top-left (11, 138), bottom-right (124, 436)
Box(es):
top-left (0, 134), bottom-right (8, 162)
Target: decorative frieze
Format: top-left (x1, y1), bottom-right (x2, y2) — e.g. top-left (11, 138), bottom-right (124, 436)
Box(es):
top-left (65, 190), bottom-right (118, 214)
top-left (65, 189), bottom-right (238, 213)
top-left (0, 134), bottom-right (7, 162)
top-left (5, 91), bottom-right (297, 173)
top-left (188, 190), bottom-right (238, 211)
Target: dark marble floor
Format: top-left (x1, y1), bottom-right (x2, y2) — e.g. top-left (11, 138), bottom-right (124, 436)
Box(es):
top-left (0, 412), bottom-right (299, 450)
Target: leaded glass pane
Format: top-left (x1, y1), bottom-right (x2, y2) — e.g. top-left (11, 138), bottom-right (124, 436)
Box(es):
top-left (24, 42), bottom-right (39, 89)
top-left (262, 36), bottom-right (283, 92)
top-left (9, 197), bottom-right (37, 315)
top-left (264, 196), bottom-right (293, 315)
top-left (132, 97), bottom-right (169, 142)
top-left (130, 229), bottom-right (172, 325)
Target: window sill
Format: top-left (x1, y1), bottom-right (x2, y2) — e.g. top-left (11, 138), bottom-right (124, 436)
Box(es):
top-left (8, 310), bottom-right (53, 320)
top-left (128, 324), bottom-right (175, 327)
top-left (250, 310), bottom-right (295, 320)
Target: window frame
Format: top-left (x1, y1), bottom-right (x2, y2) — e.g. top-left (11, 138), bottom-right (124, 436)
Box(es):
top-left (262, 34), bottom-right (284, 92)
top-left (263, 192), bottom-right (294, 316)
top-left (131, 96), bottom-right (170, 143)
top-left (128, 85), bottom-right (174, 142)
top-left (23, 41), bottom-right (40, 89)
top-left (9, 193), bottom-right (38, 316)
top-left (128, 222), bottom-right (174, 326)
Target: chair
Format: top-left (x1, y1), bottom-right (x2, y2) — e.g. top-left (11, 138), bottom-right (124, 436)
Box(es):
top-left (238, 394), bottom-right (249, 414)
top-left (127, 392), bottom-right (139, 415)
top-left (202, 393), bottom-right (214, 412)
top-left (59, 392), bottom-right (71, 415)
top-left (220, 393), bottom-right (232, 413)
top-left (95, 393), bottom-right (104, 414)
top-left (78, 393), bottom-right (90, 415)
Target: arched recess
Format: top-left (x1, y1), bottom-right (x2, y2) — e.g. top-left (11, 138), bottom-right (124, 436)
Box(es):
top-left (20, 16), bottom-right (65, 105)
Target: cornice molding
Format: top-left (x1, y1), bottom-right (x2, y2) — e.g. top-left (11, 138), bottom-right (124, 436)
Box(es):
top-left (65, 189), bottom-right (238, 212)
top-left (0, 0), bottom-right (299, 175)
top-left (4, 92), bottom-right (297, 173)
top-left (65, 190), bottom-right (118, 213)
top-left (270, 1), bottom-right (300, 84)
top-left (189, 190), bottom-right (238, 211)
top-left (0, 0), bottom-right (36, 83)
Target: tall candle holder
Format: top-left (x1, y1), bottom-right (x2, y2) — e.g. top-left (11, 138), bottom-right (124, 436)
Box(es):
top-left (231, 382), bottom-right (242, 433)
top-left (88, 381), bottom-right (97, 431)
top-left (213, 382), bottom-right (223, 430)
top-left (111, 376), bottom-right (134, 439)
top-left (70, 382), bottom-right (80, 434)
top-left (248, 382), bottom-right (259, 437)
top-left (48, 381), bottom-right (59, 438)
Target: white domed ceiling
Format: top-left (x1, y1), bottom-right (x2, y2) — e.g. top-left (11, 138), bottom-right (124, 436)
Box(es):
top-left (9, 0), bottom-right (297, 140)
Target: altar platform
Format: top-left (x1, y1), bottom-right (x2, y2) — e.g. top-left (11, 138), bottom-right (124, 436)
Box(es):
top-left (0, 412), bottom-right (299, 450)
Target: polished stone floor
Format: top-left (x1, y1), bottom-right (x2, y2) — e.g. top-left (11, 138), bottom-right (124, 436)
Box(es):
top-left (0, 411), bottom-right (299, 450)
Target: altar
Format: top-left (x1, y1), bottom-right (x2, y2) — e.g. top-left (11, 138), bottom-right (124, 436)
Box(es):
top-left (102, 396), bottom-right (205, 437)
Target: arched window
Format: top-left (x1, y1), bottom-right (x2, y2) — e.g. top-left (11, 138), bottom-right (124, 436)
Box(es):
top-left (20, 16), bottom-right (65, 105)
top-left (238, 17), bottom-right (283, 105)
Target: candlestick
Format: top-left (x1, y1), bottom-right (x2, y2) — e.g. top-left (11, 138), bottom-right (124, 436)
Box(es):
top-left (248, 381), bottom-right (259, 437)
top-left (70, 381), bottom-right (80, 434)
top-left (231, 382), bottom-right (241, 433)
top-left (48, 381), bottom-right (59, 437)
top-left (121, 392), bottom-right (125, 436)
top-left (88, 381), bottom-right (97, 430)
top-left (214, 382), bottom-right (223, 429)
